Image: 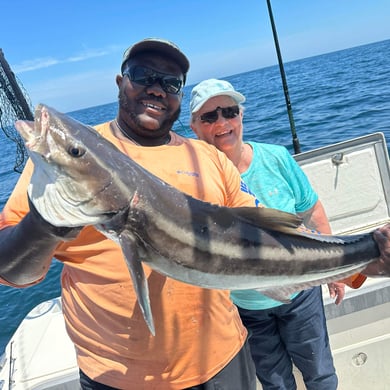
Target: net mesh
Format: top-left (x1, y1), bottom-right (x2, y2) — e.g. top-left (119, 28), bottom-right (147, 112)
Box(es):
top-left (0, 49), bottom-right (32, 173)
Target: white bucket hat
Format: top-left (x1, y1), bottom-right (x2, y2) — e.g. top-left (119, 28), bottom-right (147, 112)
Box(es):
top-left (190, 78), bottom-right (245, 113)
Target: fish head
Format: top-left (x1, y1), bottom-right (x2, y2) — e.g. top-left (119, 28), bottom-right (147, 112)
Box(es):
top-left (15, 104), bottom-right (130, 227)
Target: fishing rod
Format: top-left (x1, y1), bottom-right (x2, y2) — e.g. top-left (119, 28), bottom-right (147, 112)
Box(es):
top-left (266, 0), bottom-right (301, 154)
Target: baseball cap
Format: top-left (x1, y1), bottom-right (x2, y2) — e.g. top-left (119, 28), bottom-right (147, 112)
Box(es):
top-left (121, 38), bottom-right (190, 76)
top-left (190, 79), bottom-right (246, 114)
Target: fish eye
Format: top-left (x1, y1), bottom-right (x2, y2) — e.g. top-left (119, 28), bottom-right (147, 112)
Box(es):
top-left (67, 143), bottom-right (86, 158)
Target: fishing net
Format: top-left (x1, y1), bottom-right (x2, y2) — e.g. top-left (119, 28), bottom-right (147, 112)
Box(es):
top-left (0, 48), bottom-right (32, 173)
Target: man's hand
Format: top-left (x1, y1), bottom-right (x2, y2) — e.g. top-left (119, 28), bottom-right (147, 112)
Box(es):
top-left (327, 282), bottom-right (345, 305)
top-left (362, 224), bottom-right (390, 277)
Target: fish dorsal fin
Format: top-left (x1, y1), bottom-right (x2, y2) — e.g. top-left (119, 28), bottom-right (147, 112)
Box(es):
top-left (230, 207), bottom-right (303, 234)
top-left (230, 207), bottom-right (349, 244)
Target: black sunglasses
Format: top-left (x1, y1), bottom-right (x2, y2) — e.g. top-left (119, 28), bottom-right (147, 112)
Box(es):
top-left (199, 105), bottom-right (240, 124)
top-left (123, 65), bottom-right (184, 95)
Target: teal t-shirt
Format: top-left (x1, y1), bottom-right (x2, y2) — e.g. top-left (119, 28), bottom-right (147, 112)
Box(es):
top-left (230, 141), bottom-right (319, 310)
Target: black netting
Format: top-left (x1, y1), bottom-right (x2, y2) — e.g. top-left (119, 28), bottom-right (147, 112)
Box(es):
top-left (0, 48), bottom-right (32, 173)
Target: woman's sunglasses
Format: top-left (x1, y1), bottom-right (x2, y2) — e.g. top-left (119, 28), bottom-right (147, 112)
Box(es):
top-left (199, 105), bottom-right (240, 124)
top-left (123, 65), bottom-right (184, 95)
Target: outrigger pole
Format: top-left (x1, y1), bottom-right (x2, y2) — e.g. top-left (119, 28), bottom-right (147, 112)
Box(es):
top-left (266, 0), bottom-right (301, 154)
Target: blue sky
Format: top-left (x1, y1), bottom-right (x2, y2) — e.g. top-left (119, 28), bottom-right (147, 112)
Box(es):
top-left (1, 0), bottom-right (389, 112)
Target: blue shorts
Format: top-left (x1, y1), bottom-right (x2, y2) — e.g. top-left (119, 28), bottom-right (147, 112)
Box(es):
top-left (238, 286), bottom-right (337, 390)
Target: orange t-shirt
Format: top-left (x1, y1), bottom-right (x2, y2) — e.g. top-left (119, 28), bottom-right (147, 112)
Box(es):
top-left (0, 122), bottom-right (258, 389)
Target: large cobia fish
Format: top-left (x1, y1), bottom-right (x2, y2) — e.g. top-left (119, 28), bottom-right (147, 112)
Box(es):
top-left (15, 104), bottom-right (381, 335)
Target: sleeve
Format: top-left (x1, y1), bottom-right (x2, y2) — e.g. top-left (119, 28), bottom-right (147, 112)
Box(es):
top-left (0, 274), bottom-right (44, 288)
top-left (0, 161), bottom-right (44, 287)
top-left (217, 149), bottom-right (261, 208)
top-left (280, 148), bottom-right (318, 213)
top-left (0, 160), bottom-right (33, 229)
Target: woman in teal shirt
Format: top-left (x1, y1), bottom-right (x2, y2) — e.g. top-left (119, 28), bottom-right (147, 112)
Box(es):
top-left (189, 78), bottom-right (345, 390)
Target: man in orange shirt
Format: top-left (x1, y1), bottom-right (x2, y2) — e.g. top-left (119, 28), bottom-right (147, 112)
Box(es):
top-left (1, 38), bottom-right (390, 390)
top-left (0, 38), bottom-right (259, 390)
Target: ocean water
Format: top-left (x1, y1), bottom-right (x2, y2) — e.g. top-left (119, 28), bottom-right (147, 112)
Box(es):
top-left (0, 39), bottom-right (389, 353)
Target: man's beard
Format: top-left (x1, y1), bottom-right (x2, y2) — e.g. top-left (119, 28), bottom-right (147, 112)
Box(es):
top-left (118, 93), bottom-right (181, 137)
top-left (159, 106), bottom-right (181, 133)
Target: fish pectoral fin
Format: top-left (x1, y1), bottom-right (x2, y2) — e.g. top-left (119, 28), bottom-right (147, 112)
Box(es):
top-left (231, 207), bottom-right (303, 234)
top-left (119, 232), bottom-right (155, 336)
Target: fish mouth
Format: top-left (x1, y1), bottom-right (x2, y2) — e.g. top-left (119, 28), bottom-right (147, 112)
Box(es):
top-left (14, 120), bottom-right (41, 150)
top-left (15, 105), bottom-right (53, 152)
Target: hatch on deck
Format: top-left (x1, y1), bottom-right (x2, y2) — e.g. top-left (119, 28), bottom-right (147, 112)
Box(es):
top-left (294, 132), bottom-right (390, 235)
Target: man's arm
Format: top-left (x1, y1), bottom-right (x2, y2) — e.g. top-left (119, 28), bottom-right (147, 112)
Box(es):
top-left (298, 200), bottom-right (346, 304)
top-left (297, 199), bottom-right (331, 233)
top-left (0, 198), bottom-right (81, 286)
